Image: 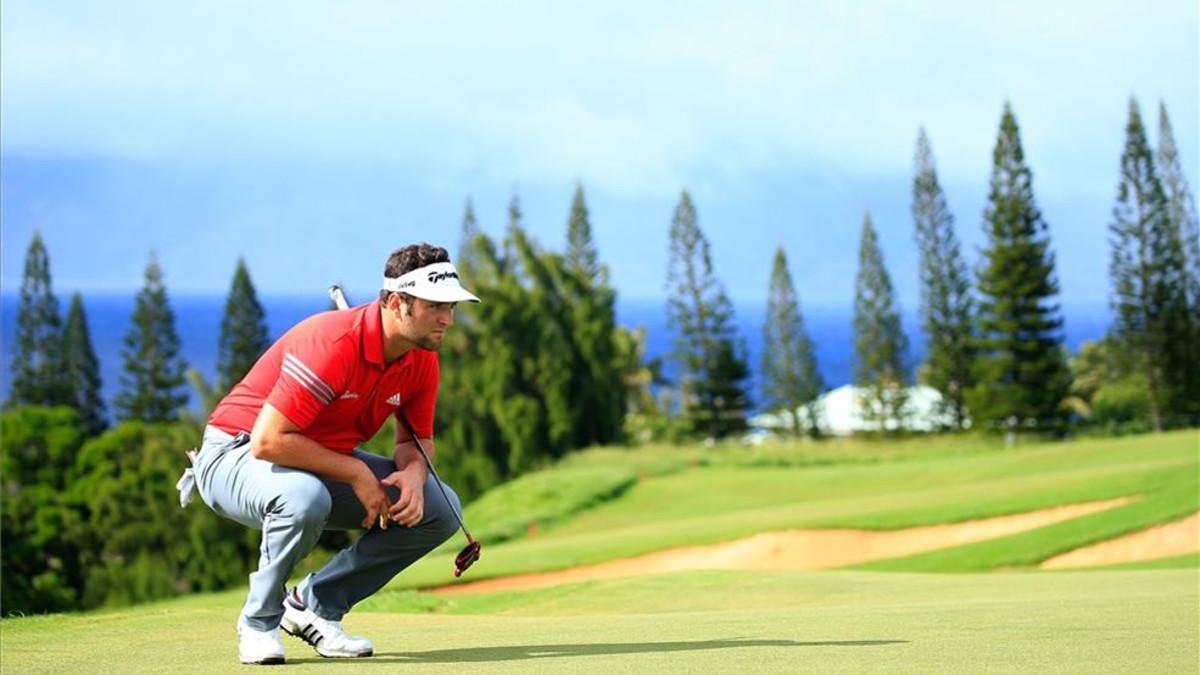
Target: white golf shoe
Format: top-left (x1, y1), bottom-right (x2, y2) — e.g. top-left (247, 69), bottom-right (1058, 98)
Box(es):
top-left (237, 619), bottom-right (286, 665)
top-left (281, 591), bottom-right (374, 658)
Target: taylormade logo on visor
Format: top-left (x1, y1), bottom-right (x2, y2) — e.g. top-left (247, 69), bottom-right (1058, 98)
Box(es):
top-left (427, 270), bottom-right (458, 283)
top-left (381, 262), bottom-right (481, 304)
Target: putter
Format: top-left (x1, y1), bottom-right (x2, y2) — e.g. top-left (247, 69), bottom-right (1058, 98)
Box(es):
top-left (328, 284), bottom-right (482, 577)
top-left (396, 411), bottom-right (482, 577)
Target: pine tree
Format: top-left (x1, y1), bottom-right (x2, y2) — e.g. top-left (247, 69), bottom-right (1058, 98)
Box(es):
top-left (503, 193), bottom-right (522, 260)
top-left (435, 205), bottom-right (506, 497)
top-left (509, 227), bottom-right (583, 458)
top-left (9, 231), bottom-right (68, 407)
top-left (62, 293), bottom-right (107, 436)
top-left (477, 198), bottom-right (562, 472)
top-left (1109, 98), bottom-right (1190, 431)
top-left (114, 254), bottom-right (189, 423)
top-left (217, 258), bottom-right (270, 393)
top-left (566, 182), bottom-right (602, 283)
top-left (853, 212), bottom-right (909, 432)
top-left (1155, 102), bottom-right (1200, 422)
top-left (761, 246), bottom-right (824, 436)
top-left (456, 198), bottom-right (483, 283)
top-left (970, 103), bottom-right (1071, 432)
top-left (665, 190), bottom-right (751, 440)
top-left (561, 183), bottom-right (624, 446)
top-left (1157, 103), bottom-right (1200, 317)
top-left (912, 128), bottom-right (975, 429)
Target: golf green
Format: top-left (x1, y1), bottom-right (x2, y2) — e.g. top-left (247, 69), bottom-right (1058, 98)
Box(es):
top-left (4, 568), bottom-right (1195, 673)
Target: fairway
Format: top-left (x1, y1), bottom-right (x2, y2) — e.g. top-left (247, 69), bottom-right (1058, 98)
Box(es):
top-left (3, 569), bottom-right (1196, 673)
top-left (384, 430), bottom-right (1199, 589)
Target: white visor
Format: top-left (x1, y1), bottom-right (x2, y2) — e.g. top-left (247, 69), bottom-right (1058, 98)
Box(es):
top-left (382, 262), bottom-right (480, 303)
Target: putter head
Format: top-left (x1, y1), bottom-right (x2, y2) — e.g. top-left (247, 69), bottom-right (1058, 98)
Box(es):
top-left (454, 540), bottom-right (482, 577)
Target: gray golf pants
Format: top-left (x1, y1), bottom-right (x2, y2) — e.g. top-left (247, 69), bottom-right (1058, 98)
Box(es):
top-left (194, 425), bottom-right (462, 631)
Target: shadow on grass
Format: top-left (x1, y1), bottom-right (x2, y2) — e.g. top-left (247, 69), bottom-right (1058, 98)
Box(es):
top-left (290, 637), bottom-right (908, 664)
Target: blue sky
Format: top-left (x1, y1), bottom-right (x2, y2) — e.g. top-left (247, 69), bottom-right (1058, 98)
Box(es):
top-left (2, 1), bottom-right (1196, 309)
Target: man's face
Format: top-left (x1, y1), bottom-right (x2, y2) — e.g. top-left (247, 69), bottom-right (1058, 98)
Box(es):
top-left (393, 295), bottom-right (456, 350)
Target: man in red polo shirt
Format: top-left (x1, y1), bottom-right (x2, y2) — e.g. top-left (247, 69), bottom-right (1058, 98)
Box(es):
top-left (190, 243), bottom-right (479, 665)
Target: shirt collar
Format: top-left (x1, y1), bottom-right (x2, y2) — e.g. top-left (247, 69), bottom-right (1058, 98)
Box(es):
top-left (361, 299), bottom-right (385, 368)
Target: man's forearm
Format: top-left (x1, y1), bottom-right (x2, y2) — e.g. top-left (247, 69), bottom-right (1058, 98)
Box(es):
top-left (393, 439), bottom-right (433, 479)
top-left (252, 429), bottom-right (369, 485)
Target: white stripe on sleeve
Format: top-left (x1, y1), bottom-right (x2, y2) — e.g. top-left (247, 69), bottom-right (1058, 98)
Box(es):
top-left (281, 353), bottom-right (335, 404)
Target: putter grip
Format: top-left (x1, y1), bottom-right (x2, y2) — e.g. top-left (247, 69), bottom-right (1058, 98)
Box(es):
top-left (328, 285), bottom-right (349, 310)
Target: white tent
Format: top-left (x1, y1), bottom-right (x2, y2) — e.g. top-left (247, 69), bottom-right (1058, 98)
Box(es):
top-left (750, 384), bottom-right (964, 436)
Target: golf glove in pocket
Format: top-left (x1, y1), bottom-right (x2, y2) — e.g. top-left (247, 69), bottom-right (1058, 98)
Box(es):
top-left (175, 449), bottom-right (200, 507)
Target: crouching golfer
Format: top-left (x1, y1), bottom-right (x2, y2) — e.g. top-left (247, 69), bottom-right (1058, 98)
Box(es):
top-left (185, 244), bottom-right (478, 664)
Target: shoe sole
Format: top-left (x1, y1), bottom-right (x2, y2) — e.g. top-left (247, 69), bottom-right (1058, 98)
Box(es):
top-left (239, 655), bottom-right (285, 665)
top-left (317, 650), bottom-right (373, 659)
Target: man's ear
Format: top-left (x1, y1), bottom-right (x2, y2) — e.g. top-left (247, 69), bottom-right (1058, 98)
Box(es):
top-left (391, 293), bottom-right (410, 318)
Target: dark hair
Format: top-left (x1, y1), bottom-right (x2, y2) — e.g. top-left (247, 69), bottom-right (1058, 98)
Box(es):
top-left (379, 243), bottom-right (451, 303)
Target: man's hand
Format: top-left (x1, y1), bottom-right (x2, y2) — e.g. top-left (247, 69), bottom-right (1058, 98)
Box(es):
top-left (382, 464), bottom-right (427, 527)
top-left (351, 468), bottom-right (394, 530)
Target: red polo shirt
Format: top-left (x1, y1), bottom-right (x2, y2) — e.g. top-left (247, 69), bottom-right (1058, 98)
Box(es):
top-left (208, 300), bottom-right (438, 452)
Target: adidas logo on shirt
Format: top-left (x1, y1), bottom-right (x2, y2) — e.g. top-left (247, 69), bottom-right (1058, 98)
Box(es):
top-left (386, 393), bottom-right (402, 406)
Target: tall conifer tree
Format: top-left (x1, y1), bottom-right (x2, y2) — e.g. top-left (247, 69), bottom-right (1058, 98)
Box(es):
top-left (912, 128), bottom-right (974, 429)
top-left (853, 213), bottom-right (909, 431)
top-left (566, 182), bottom-right (602, 282)
top-left (456, 198), bottom-right (483, 283)
top-left (665, 190), bottom-right (750, 440)
top-left (1157, 103), bottom-right (1200, 316)
top-left (970, 103), bottom-right (1070, 431)
top-left (217, 258), bottom-right (270, 393)
top-left (10, 232), bottom-right (68, 407)
top-left (115, 254), bottom-right (189, 422)
top-left (1156, 102), bottom-right (1200, 420)
top-left (761, 246), bottom-right (824, 436)
top-left (1109, 99), bottom-right (1189, 430)
top-left (62, 293), bottom-right (106, 436)
top-left (561, 183), bottom-right (624, 446)
top-left (434, 199), bottom-right (505, 497)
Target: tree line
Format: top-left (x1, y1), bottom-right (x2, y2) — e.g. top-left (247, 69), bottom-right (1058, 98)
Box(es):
top-left (4, 251), bottom-right (270, 615)
top-left (756, 99), bottom-right (1198, 437)
top-left (3, 97), bottom-right (1197, 615)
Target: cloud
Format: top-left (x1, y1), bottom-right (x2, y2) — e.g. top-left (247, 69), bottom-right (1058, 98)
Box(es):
top-left (1, 0), bottom-right (1195, 201)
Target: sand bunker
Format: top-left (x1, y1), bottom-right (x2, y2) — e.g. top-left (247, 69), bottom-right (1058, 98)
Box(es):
top-left (434, 497), bottom-right (1133, 595)
top-left (1040, 512), bottom-right (1199, 569)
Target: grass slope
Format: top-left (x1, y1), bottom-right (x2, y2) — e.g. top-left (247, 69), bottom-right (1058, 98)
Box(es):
top-left (394, 430), bottom-right (1198, 588)
top-left (4, 570), bottom-right (1196, 673)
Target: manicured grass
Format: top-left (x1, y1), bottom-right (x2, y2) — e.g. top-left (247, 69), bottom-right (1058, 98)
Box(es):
top-left (456, 465), bottom-right (637, 546)
top-left (851, 485), bottom-right (1198, 572)
top-left (554, 431), bottom-right (1196, 534)
top-left (1080, 552), bottom-right (1200, 571)
top-left (4, 431), bottom-right (1197, 673)
top-left (391, 430), bottom-right (1198, 589)
top-left (4, 570), bottom-right (1196, 673)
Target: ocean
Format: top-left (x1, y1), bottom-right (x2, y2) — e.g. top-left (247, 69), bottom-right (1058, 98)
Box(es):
top-left (0, 291), bottom-right (1111, 416)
